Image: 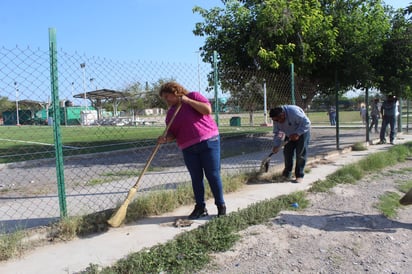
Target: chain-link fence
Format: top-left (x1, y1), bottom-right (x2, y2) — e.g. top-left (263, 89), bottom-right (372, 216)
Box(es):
top-left (0, 36), bottom-right (410, 232)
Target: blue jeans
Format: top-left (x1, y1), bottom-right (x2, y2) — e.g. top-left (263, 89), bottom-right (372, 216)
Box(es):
top-left (369, 115), bottom-right (379, 133)
top-left (182, 135), bottom-right (225, 206)
top-left (329, 113), bottom-right (336, 125)
top-left (282, 131), bottom-right (310, 178)
top-left (380, 115), bottom-right (396, 142)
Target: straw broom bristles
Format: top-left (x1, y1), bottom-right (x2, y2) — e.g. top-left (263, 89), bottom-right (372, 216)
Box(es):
top-left (107, 187), bottom-right (137, 227)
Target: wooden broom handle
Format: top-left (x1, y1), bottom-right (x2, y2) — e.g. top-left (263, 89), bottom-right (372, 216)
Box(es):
top-left (132, 103), bottom-right (182, 188)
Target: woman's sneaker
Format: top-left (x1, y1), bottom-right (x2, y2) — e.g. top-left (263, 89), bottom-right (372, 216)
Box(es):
top-left (188, 204), bottom-right (208, 220)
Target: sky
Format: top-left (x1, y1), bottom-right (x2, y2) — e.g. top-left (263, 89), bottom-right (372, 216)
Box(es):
top-left (0, 0), bottom-right (408, 65)
top-left (1, 0), bottom-right (224, 64)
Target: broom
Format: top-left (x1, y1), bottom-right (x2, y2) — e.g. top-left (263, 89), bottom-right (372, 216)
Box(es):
top-left (259, 152), bottom-right (274, 173)
top-left (107, 103), bottom-right (182, 227)
top-left (259, 140), bottom-right (288, 173)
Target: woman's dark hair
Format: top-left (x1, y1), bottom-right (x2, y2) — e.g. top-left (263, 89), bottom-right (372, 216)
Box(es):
top-left (269, 107), bottom-right (283, 118)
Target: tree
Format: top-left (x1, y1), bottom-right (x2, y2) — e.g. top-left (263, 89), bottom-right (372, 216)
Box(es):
top-left (193, 0), bottom-right (392, 101)
top-left (324, 0), bottom-right (390, 91)
top-left (0, 96), bottom-right (14, 118)
top-left (143, 79), bottom-right (174, 110)
top-left (234, 76), bottom-right (264, 125)
top-left (193, 0), bottom-right (335, 104)
top-left (375, 8), bottom-right (412, 99)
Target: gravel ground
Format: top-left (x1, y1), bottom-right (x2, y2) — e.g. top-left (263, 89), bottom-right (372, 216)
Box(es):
top-left (197, 160), bottom-right (412, 274)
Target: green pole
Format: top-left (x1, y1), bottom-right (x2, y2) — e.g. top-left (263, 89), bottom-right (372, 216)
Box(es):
top-left (49, 28), bottom-right (67, 218)
top-left (213, 50), bottom-right (219, 126)
top-left (291, 63), bottom-right (295, 105)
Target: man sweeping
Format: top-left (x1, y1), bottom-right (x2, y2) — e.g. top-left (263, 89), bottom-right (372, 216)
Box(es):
top-left (269, 105), bottom-right (311, 183)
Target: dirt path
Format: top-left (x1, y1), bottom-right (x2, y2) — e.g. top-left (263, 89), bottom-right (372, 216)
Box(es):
top-left (198, 160), bottom-right (412, 274)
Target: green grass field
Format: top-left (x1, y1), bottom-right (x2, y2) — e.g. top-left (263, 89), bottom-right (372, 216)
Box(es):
top-left (0, 124), bottom-right (269, 163)
top-left (0, 110), bottom-right (405, 163)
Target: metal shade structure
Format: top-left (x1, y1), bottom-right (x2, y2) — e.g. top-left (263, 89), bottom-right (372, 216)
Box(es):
top-left (73, 89), bottom-right (128, 119)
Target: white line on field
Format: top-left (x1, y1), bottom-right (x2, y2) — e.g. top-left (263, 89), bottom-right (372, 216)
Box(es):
top-left (0, 138), bottom-right (79, 149)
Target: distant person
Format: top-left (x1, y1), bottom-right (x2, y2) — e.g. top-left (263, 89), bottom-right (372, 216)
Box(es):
top-left (360, 105), bottom-right (367, 125)
top-left (395, 97), bottom-right (400, 127)
top-left (369, 98), bottom-right (380, 134)
top-left (327, 106), bottom-right (336, 126)
top-left (157, 81), bottom-right (226, 219)
top-left (378, 94), bottom-right (397, 144)
top-left (269, 105), bottom-right (311, 183)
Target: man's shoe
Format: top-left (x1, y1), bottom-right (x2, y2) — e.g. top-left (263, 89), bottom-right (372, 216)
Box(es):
top-left (377, 140), bottom-right (386, 145)
top-left (294, 178), bottom-right (303, 183)
top-left (217, 204), bottom-right (226, 217)
top-left (188, 204), bottom-right (208, 220)
top-left (282, 173), bottom-right (293, 181)
top-left (282, 176), bottom-right (292, 181)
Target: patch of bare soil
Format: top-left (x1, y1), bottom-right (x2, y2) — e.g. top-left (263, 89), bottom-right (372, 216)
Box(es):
top-left (197, 161), bottom-right (412, 274)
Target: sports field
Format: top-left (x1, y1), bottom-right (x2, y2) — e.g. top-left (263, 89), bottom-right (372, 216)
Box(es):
top-left (0, 110), bottom-right (376, 163)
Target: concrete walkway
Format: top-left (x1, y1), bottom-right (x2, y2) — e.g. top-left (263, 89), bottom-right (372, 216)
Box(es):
top-left (1, 133), bottom-right (411, 274)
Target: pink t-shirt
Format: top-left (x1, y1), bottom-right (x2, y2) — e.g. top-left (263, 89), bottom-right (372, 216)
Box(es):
top-left (165, 92), bottom-right (219, 150)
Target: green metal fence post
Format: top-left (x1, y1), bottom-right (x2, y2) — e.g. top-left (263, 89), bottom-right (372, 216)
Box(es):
top-left (49, 28), bottom-right (67, 218)
top-left (213, 50), bottom-right (219, 126)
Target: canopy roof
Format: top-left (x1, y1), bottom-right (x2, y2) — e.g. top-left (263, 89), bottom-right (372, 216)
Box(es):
top-left (73, 89), bottom-right (126, 100)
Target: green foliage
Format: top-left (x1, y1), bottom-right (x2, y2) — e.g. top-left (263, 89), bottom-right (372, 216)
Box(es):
top-left (375, 8), bottom-right (412, 98)
top-left (194, 0), bottom-right (393, 97)
top-left (0, 96), bottom-right (14, 118)
top-left (310, 141), bottom-right (412, 192)
top-left (97, 191), bottom-right (308, 274)
top-left (125, 174), bottom-right (246, 223)
top-left (328, 164), bottom-right (364, 184)
top-left (352, 142), bottom-right (367, 151)
top-left (375, 191), bottom-right (402, 218)
top-left (0, 230), bottom-right (25, 261)
top-left (51, 216), bottom-right (83, 241)
top-left (398, 180), bottom-right (412, 194)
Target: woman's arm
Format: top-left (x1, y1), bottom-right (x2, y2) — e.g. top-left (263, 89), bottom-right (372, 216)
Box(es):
top-left (181, 95), bottom-right (212, 115)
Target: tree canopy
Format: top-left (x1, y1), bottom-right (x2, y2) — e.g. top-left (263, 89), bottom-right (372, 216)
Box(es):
top-left (193, 0), bottom-right (410, 100)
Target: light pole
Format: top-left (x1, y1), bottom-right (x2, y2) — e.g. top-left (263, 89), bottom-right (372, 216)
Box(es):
top-left (14, 82), bottom-right (20, 126)
top-left (80, 63), bottom-right (87, 110)
top-left (90, 78), bottom-right (95, 90)
top-left (263, 79), bottom-right (268, 125)
top-left (302, 93), bottom-right (307, 111)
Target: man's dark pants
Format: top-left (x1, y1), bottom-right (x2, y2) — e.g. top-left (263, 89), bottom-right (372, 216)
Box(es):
top-left (282, 131), bottom-right (310, 179)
